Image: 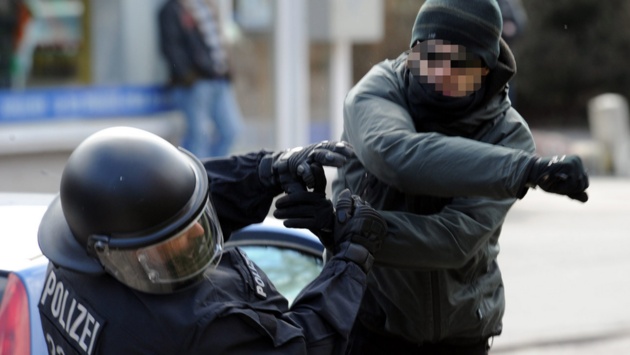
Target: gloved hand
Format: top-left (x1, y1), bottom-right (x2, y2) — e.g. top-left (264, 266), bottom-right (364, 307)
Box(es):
top-left (526, 155), bottom-right (590, 202)
top-left (331, 189), bottom-right (387, 256)
top-left (276, 188), bottom-right (387, 272)
top-left (258, 141), bottom-right (353, 194)
top-left (274, 164), bottom-right (335, 239)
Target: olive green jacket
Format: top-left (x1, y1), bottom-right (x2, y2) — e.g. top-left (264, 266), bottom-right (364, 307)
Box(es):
top-left (332, 40), bottom-right (536, 343)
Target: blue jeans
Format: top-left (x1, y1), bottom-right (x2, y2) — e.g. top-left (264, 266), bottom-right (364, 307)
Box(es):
top-left (173, 79), bottom-right (242, 157)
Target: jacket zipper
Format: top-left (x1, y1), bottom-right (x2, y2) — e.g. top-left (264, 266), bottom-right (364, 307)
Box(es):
top-left (431, 271), bottom-right (441, 341)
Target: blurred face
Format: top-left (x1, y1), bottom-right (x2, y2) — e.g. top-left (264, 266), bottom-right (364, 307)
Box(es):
top-left (407, 39), bottom-right (490, 97)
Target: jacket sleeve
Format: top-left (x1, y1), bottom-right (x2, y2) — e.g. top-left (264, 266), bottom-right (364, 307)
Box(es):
top-left (191, 256), bottom-right (366, 355)
top-left (245, 257), bottom-right (365, 355)
top-left (282, 256), bottom-right (366, 354)
top-left (203, 151), bottom-right (280, 238)
top-left (375, 196), bottom-right (513, 269)
top-left (371, 117), bottom-right (533, 268)
top-left (343, 63), bottom-right (535, 200)
top-left (371, 116), bottom-right (532, 268)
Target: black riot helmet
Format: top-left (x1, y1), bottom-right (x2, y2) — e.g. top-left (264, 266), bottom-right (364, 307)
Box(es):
top-left (38, 127), bottom-right (223, 294)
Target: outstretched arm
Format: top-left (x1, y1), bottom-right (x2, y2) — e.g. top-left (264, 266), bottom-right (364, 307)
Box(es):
top-left (343, 65), bottom-right (588, 201)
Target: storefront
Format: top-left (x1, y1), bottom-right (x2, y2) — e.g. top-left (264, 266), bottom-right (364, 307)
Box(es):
top-left (1, 0), bottom-right (386, 150)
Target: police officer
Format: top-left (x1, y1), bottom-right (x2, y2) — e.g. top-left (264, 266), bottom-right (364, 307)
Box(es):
top-left (37, 126), bottom-right (387, 355)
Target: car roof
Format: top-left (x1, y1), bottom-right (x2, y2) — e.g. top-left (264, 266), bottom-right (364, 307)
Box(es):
top-left (229, 216), bottom-right (323, 253)
top-left (0, 192), bottom-right (324, 269)
top-left (0, 193), bottom-right (55, 270)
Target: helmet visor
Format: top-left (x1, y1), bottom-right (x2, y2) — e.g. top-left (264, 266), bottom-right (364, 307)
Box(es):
top-left (95, 202), bottom-right (223, 294)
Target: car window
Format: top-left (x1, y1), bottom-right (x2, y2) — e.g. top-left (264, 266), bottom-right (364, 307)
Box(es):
top-left (237, 245), bottom-right (323, 304)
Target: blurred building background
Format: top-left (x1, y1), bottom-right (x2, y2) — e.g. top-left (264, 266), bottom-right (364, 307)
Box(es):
top-left (2, 0), bottom-right (630, 189)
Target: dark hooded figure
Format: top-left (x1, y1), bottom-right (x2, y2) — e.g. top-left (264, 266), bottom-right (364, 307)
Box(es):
top-left (314, 0), bottom-right (589, 354)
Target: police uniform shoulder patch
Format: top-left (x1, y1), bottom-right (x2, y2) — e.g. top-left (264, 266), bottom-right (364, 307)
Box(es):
top-left (38, 268), bottom-right (106, 355)
top-left (235, 248), bottom-right (268, 300)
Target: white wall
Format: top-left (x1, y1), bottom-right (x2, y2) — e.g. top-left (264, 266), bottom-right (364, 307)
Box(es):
top-left (91, 0), bottom-right (168, 85)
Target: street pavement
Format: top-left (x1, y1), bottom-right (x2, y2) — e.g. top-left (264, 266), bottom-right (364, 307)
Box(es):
top-left (490, 177), bottom-right (630, 354)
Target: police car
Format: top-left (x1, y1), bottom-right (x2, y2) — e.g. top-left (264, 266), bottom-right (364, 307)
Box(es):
top-left (0, 193), bottom-right (324, 354)
top-left (0, 193), bottom-right (52, 355)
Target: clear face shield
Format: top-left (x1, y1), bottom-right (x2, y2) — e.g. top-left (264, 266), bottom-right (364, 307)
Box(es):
top-left (93, 201), bottom-right (223, 294)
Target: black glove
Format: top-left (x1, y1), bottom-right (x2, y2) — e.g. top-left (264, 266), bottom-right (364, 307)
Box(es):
top-left (275, 188), bottom-right (387, 272)
top-left (258, 141), bottom-right (354, 194)
top-left (526, 155), bottom-right (590, 202)
top-left (332, 189), bottom-right (387, 257)
top-left (274, 164), bottom-right (335, 239)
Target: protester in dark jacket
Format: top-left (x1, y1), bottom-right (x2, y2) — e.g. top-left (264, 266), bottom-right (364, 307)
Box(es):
top-left (327, 0), bottom-right (588, 354)
top-left (158, 0), bottom-right (242, 157)
top-left (37, 127), bottom-right (386, 354)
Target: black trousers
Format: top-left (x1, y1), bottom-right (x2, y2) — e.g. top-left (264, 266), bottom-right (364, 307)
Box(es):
top-left (346, 320), bottom-right (490, 355)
